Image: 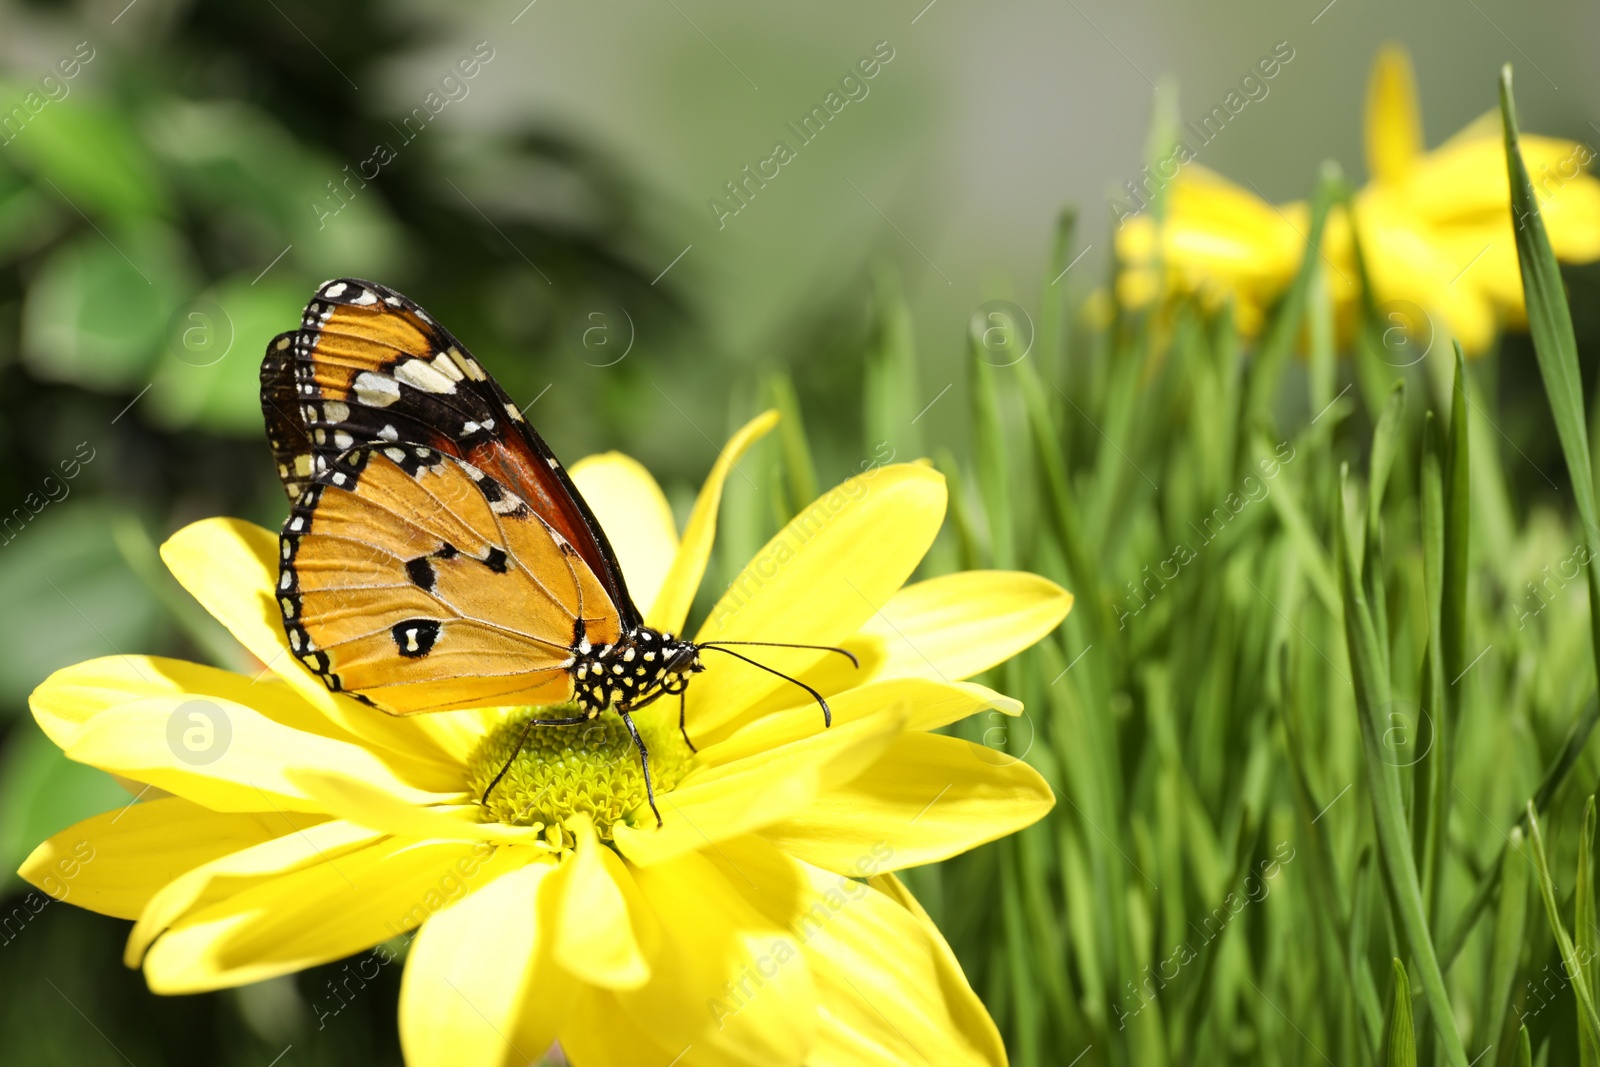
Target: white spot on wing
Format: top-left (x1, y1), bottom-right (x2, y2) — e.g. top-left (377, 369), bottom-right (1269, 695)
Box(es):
top-left (323, 400), bottom-right (350, 423)
top-left (394, 358), bottom-right (457, 395)
top-left (431, 353), bottom-right (465, 382)
top-left (354, 371), bottom-right (401, 408)
top-left (352, 288), bottom-right (378, 306)
top-left (323, 282), bottom-right (348, 298)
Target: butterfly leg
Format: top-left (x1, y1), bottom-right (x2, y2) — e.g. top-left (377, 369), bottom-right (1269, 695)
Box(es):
top-left (677, 691), bottom-right (697, 753)
top-left (617, 708), bottom-right (662, 828)
top-left (481, 714), bottom-right (589, 805)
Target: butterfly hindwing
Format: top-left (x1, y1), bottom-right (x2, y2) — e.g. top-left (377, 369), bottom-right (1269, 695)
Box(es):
top-left (267, 278), bottom-right (640, 628)
top-left (261, 333), bottom-right (316, 502)
top-left (280, 444), bottom-right (621, 714)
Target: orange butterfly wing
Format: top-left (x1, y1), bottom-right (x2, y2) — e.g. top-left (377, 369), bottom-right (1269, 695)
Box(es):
top-left (280, 444), bottom-right (621, 714)
top-left (262, 279), bottom-right (642, 629)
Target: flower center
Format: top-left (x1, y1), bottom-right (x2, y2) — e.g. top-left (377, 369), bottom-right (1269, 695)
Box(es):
top-left (464, 703), bottom-right (691, 841)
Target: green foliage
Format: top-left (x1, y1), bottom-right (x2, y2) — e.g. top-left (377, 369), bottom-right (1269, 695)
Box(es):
top-left (747, 62), bottom-right (1600, 1067)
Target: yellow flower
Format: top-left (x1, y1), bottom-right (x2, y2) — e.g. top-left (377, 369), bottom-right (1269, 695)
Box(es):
top-left (20, 411), bottom-right (1069, 1067)
top-left (1114, 45), bottom-right (1600, 353)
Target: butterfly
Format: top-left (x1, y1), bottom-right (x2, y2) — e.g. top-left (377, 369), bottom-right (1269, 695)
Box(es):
top-left (260, 279), bottom-right (852, 823)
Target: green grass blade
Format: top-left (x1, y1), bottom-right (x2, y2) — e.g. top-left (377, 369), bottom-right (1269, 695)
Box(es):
top-left (970, 326), bottom-right (1015, 570)
top-left (1367, 380), bottom-right (1407, 539)
top-left (1414, 413), bottom-right (1445, 915)
top-left (763, 372), bottom-right (817, 521)
top-left (1387, 959), bottom-right (1417, 1067)
top-left (1014, 353), bottom-right (1110, 637)
top-left (1525, 801), bottom-right (1600, 1048)
top-left (1581, 798), bottom-right (1598, 1067)
top-left (1501, 67), bottom-right (1600, 687)
top-left (1516, 1024), bottom-right (1532, 1067)
top-left (1038, 208), bottom-right (1077, 387)
top-left (1442, 345), bottom-right (1471, 686)
top-left (1245, 162), bottom-right (1342, 426)
top-left (1440, 697), bottom-right (1600, 970)
top-left (864, 264), bottom-right (923, 460)
top-left (1336, 465), bottom-right (1469, 1066)
top-left (1481, 827), bottom-right (1529, 1067)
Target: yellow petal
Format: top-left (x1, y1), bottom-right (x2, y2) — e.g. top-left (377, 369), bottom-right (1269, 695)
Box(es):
top-left (761, 731), bottom-right (1055, 872)
top-left (571, 452), bottom-right (679, 619)
top-left (562, 844), bottom-right (816, 1067)
top-left (866, 873), bottom-right (1009, 1067)
top-left (798, 862), bottom-right (1004, 1067)
top-left (859, 570), bottom-right (1071, 684)
top-left (1141, 167), bottom-right (1305, 294)
top-left (701, 678), bottom-right (1018, 771)
top-left (128, 817), bottom-right (382, 967)
top-left (1365, 44), bottom-right (1422, 185)
top-left (143, 838), bottom-right (531, 992)
top-left (65, 694), bottom-right (461, 814)
top-left (291, 769), bottom-right (552, 845)
top-left (690, 463), bottom-right (946, 738)
top-left (649, 410), bottom-right (779, 634)
top-left (1355, 191), bottom-right (1499, 354)
top-left (159, 518), bottom-right (466, 764)
top-left (18, 797), bottom-right (308, 920)
top-left (32, 654), bottom-right (317, 752)
top-left (612, 705), bottom-right (905, 868)
top-left (399, 858), bottom-right (571, 1067)
top-left (549, 813), bottom-right (653, 988)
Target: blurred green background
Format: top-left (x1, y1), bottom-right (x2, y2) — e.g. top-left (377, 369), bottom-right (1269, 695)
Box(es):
top-left (2, 0), bottom-right (1599, 1063)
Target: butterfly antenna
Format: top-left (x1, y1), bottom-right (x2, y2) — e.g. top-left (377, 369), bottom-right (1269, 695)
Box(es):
top-left (698, 640), bottom-right (861, 669)
top-left (698, 645), bottom-right (835, 727)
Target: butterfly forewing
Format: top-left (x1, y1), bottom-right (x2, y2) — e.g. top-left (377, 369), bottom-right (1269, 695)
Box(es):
top-left (280, 444), bottom-right (621, 714)
top-left (271, 278), bottom-right (640, 628)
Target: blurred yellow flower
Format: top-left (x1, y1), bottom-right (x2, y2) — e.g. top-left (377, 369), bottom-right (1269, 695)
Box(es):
top-left (19, 413), bottom-right (1070, 1067)
top-left (1114, 45), bottom-right (1600, 353)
